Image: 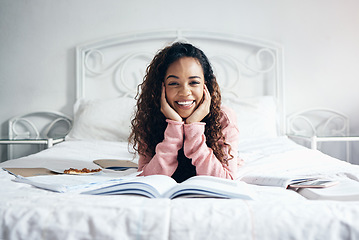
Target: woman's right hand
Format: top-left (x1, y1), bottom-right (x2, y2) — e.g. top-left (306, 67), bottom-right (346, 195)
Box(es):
top-left (160, 84), bottom-right (183, 122)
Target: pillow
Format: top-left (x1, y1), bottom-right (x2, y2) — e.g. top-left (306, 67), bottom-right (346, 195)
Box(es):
top-left (66, 96), bottom-right (277, 142)
top-left (66, 97), bottom-right (136, 141)
top-left (222, 96), bottom-right (278, 141)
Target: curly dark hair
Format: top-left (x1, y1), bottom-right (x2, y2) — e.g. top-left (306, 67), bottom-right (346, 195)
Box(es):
top-left (129, 42), bottom-right (232, 164)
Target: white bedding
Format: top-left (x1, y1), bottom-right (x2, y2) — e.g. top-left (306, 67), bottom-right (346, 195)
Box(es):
top-left (1, 137), bottom-right (359, 240)
top-left (237, 137), bottom-right (359, 181)
top-left (4, 30), bottom-right (358, 239)
top-left (0, 140), bottom-right (137, 170)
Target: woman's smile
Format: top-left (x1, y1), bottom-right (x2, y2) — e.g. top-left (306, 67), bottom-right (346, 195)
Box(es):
top-left (176, 100), bottom-right (195, 108)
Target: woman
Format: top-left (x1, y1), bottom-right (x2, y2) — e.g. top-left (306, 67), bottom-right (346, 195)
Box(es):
top-left (129, 42), bottom-right (240, 182)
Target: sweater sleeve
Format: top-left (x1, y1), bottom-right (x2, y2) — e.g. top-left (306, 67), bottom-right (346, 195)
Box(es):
top-left (138, 119), bottom-right (184, 176)
top-left (183, 106), bottom-right (240, 180)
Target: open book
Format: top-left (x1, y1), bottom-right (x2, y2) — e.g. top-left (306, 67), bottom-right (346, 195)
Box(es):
top-left (93, 159), bottom-right (138, 171)
top-left (83, 175), bottom-right (255, 199)
top-left (240, 175), bottom-right (337, 188)
top-left (297, 179), bottom-right (359, 201)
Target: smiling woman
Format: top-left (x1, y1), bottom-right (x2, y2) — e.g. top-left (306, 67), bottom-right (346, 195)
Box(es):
top-left (163, 57), bottom-right (206, 121)
top-left (129, 42), bottom-right (241, 183)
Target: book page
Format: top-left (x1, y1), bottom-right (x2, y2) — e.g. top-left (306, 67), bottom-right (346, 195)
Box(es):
top-left (240, 175), bottom-right (317, 188)
top-left (124, 175), bottom-right (178, 197)
top-left (14, 169), bottom-right (138, 193)
top-left (240, 175), bottom-right (291, 188)
top-left (289, 179), bottom-right (338, 188)
top-left (84, 175), bottom-right (178, 198)
top-left (163, 175), bottom-right (255, 199)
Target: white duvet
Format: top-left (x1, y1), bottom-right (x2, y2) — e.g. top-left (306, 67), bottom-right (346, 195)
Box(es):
top-left (1, 137), bottom-right (359, 240)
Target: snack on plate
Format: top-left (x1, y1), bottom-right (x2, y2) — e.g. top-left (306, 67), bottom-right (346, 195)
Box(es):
top-left (64, 168), bottom-right (102, 174)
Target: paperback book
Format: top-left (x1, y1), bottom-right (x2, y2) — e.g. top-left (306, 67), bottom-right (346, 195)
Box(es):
top-left (83, 175), bottom-right (255, 199)
top-left (240, 175), bottom-right (337, 188)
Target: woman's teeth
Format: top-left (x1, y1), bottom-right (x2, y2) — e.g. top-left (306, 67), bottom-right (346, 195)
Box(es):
top-left (177, 101), bottom-right (194, 106)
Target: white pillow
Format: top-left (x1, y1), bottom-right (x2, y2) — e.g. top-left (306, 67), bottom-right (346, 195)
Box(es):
top-left (66, 96), bottom-right (277, 142)
top-left (222, 96), bottom-right (278, 141)
top-left (66, 97), bottom-right (136, 141)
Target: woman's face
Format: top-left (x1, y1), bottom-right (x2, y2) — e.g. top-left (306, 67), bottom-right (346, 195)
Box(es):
top-left (164, 57), bottom-right (205, 119)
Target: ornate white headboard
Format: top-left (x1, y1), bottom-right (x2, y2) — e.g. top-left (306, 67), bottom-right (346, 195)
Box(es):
top-left (76, 29), bottom-right (285, 134)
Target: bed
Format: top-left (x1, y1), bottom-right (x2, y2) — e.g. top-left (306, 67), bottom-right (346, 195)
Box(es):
top-left (1, 30), bottom-right (359, 240)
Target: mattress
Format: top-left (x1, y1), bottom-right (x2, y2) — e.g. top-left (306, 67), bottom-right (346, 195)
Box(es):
top-left (1, 137), bottom-right (359, 240)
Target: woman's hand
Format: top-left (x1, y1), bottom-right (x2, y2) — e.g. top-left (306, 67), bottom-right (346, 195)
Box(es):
top-left (160, 84), bottom-right (183, 122)
top-left (185, 85), bottom-right (211, 124)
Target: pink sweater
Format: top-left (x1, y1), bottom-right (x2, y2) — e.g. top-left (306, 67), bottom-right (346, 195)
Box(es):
top-left (138, 105), bottom-right (240, 180)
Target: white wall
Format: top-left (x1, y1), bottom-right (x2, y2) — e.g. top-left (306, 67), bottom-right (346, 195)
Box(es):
top-left (1, 0), bottom-right (359, 162)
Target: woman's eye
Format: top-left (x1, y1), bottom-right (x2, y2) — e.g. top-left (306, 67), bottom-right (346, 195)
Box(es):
top-left (167, 82), bottom-right (178, 86)
top-left (190, 81), bottom-right (200, 85)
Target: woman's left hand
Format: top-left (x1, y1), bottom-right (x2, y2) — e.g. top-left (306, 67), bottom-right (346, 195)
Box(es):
top-left (185, 85), bottom-right (211, 124)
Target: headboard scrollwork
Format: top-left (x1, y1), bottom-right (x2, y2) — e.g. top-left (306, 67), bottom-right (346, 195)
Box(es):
top-left (76, 30), bottom-right (285, 134)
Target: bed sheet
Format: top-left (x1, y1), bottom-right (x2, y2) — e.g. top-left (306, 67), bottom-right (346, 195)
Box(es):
top-left (237, 137), bottom-right (359, 181)
top-left (2, 169), bottom-right (359, 240)
top-left (0, 140), bottom-right (137, 170)
top-left (1, 137), bottom-right (359, 240)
